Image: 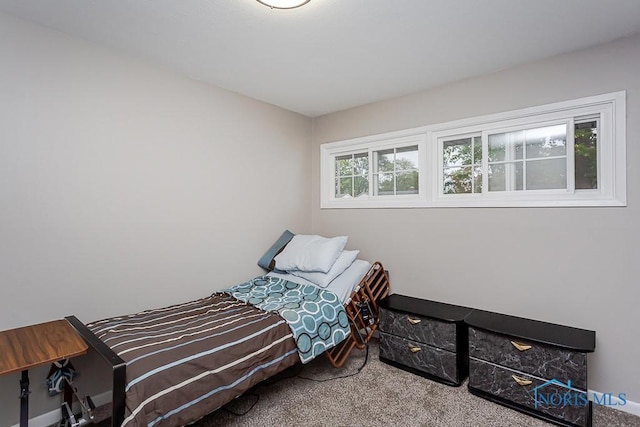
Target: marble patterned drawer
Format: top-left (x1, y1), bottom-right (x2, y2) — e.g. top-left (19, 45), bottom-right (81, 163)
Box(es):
top-left (469, 358), bottom-right (590, 427)
top-left (469, 327), bottom-right (588, 391)
top-left (379, 308), bottom-right (457, 352)
top-left (379, 331), bottom-right (458, 384)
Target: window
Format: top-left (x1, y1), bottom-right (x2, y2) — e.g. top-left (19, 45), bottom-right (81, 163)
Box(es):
top-left (335, 152), bottom-right (368, 198)
top-left (442, 135), bottom-right (482, 194)
top-left (373, 145), bottom-right (419, 196)
top-left (320, 92), bottom-right (626, 208)
top-left (323, 135), bottom-right (426, 207)
top-left (487, 123), bottom-right (568, 192)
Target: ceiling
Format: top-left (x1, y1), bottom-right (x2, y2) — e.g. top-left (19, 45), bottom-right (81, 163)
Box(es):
top-left (1, 0), bottom-right (640, 117)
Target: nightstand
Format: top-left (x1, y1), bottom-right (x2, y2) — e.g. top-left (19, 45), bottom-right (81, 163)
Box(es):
top-left (378, 294), bottom-right (472, 386)
top-left (466, 310), bottom-right (596, 427)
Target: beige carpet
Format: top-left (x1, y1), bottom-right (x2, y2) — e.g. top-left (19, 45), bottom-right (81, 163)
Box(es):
top-left (195, 340), bottom-right (639, 427)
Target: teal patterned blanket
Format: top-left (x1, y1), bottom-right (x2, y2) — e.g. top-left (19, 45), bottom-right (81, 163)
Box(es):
top-left (224, 276), bottom-right (350, 363)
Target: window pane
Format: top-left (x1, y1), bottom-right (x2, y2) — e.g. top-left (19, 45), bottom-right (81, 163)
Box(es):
top-left (442, 135), bottom-right (482, 193)
top-left (526, 159), bottom-right (566, 190)
top-left (376, 149), bottom-right (395, 172)
top-left (473, 166), bottom-right (482, 193)
top-left (488, 162), bottom-right (523, 191)
top-left (372, 145), bottom-right (419, 196)
top-left (337, 177), bottom-right (353, 198)
top-left (575, 120), bottom-right (598, 189)
top-left (336, 155), bottom-right (352, 177)
top-left (488, 124), bottom-right (567, 193)
top-left (396, 171), bottom-right (418, 194)
top-left (444, 166), bottom-right (472, 194)
top-left (525, 125), bottom-right (566, 159)
top-left (376, 172), bottom-right (394, 195)
top-left (443, 138), bottom-right (472, 166)
top-left (337, 153), bottom-right (368, 177)
top-left (396, 145), bottom-right (419, 170)
top-left (489, 131), bottom-right (524, 162)
top-left (488, 134), bottom-right (504, 162)
top-left (473, 136), bottom-right (482, 164)
top-left (488, 164), bottom-right (505, 191)
top-left (354, 176), bottom-right (369, 197)
top-left (514, 162), bottom-right (524, 191)
top-left (353, 152), bottom-right (369, 176)
top-left (335, 152), bottom-right (369, 198)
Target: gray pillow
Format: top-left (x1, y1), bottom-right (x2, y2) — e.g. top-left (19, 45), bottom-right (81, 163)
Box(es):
top-left (257, 230), bottom-right (295, 271)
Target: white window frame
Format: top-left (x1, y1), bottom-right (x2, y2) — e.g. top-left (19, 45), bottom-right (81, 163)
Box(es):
top-left (321, 134), bottom-right (428, 208)
top-left (481, 120), bottom-right (574, 195)
top-left (320, 91), bottom-right (626, 208)
top-left (438, 132), bottom-right (483, 199)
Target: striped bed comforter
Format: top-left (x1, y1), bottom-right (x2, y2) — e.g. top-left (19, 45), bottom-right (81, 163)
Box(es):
top-left (87, 293), bottom-right (299, 426)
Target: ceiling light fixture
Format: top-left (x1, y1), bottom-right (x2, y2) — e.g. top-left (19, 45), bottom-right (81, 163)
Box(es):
top-left (256, 0), bottom-right (310, 9)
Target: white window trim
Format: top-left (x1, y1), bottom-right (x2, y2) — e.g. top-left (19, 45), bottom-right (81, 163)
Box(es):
top-left (320, 91), bottom-right (626, 208)
top-left (322, 134), bottom-right (428, 208)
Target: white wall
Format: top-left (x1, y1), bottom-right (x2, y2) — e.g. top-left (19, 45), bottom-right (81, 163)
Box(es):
top-left (312, 34), bottom-right (640, 404)
top-left (0, 12), bottom-right (311, 424)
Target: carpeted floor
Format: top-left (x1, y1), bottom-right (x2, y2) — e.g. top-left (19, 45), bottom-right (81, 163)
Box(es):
top-left (193, 340), bottom-right (640, 427)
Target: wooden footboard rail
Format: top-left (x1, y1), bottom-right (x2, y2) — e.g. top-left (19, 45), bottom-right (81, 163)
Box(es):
top-left (65, 316), bottom-right (126, 427)
top-left (325, 261), bottom-right (390, 368)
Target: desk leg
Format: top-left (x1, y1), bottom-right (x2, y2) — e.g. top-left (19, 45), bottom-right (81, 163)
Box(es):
top-left (19, 369), bottom-right (29, 427)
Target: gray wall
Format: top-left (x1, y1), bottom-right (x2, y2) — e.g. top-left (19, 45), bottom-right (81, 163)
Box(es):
top-left (0, 13), bottom-right (311, 424)
top-left (312, 34), bottom-right (640, 402)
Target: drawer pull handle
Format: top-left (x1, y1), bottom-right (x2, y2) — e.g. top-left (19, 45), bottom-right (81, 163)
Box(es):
top-left (407, 317), bottom-right (422, 325)
top-left (511, 375), bottom-right (532, 386)
top-left (510, 341), bottom-right (532, 351)
top-left (407, 344), bottom-right (421, 353)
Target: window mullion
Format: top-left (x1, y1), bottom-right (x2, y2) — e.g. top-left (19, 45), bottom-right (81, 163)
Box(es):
top-left (333, 153), bottom-right (342, 198)
top-left (509, 132), bottom-right (516, 191)
top-left (354, 153), bottom-right (359, 197)
top-left (471, 138), bottom-right (476, 194)
top-left (369, 148), bottom-right (374, 198)
top-left (393, 148), bottom-right (397, 195)
top-left (482, 132), bottom-right (488, 195)
top-left (567, 119), bottom-right (576, 193)
top-left (521, 130), bottom-right (527, 191)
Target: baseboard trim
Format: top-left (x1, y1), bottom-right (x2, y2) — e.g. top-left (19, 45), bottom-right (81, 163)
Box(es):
top-left (11, 391), bottom-right (111, 427)
top-left (589, 389), bottom-right (640, 417)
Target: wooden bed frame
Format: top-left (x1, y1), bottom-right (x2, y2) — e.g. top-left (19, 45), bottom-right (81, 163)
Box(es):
top-left (66, 261), bottom-right (390, 426)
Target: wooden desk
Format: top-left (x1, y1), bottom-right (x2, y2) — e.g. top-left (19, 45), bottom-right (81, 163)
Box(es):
top-left (0, 319), bottom-right (88, 427)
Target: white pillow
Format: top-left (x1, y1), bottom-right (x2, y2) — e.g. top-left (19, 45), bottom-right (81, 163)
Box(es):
top-left (325, 259), bottom-right (372, 304)
top-left (274, 234), bottom-right (348, 273)
top-left (290, 250), bottom-right (359, 288)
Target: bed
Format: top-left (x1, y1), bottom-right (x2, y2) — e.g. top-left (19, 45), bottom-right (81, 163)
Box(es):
top-left (66, 232), bottom-right (390, 426)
